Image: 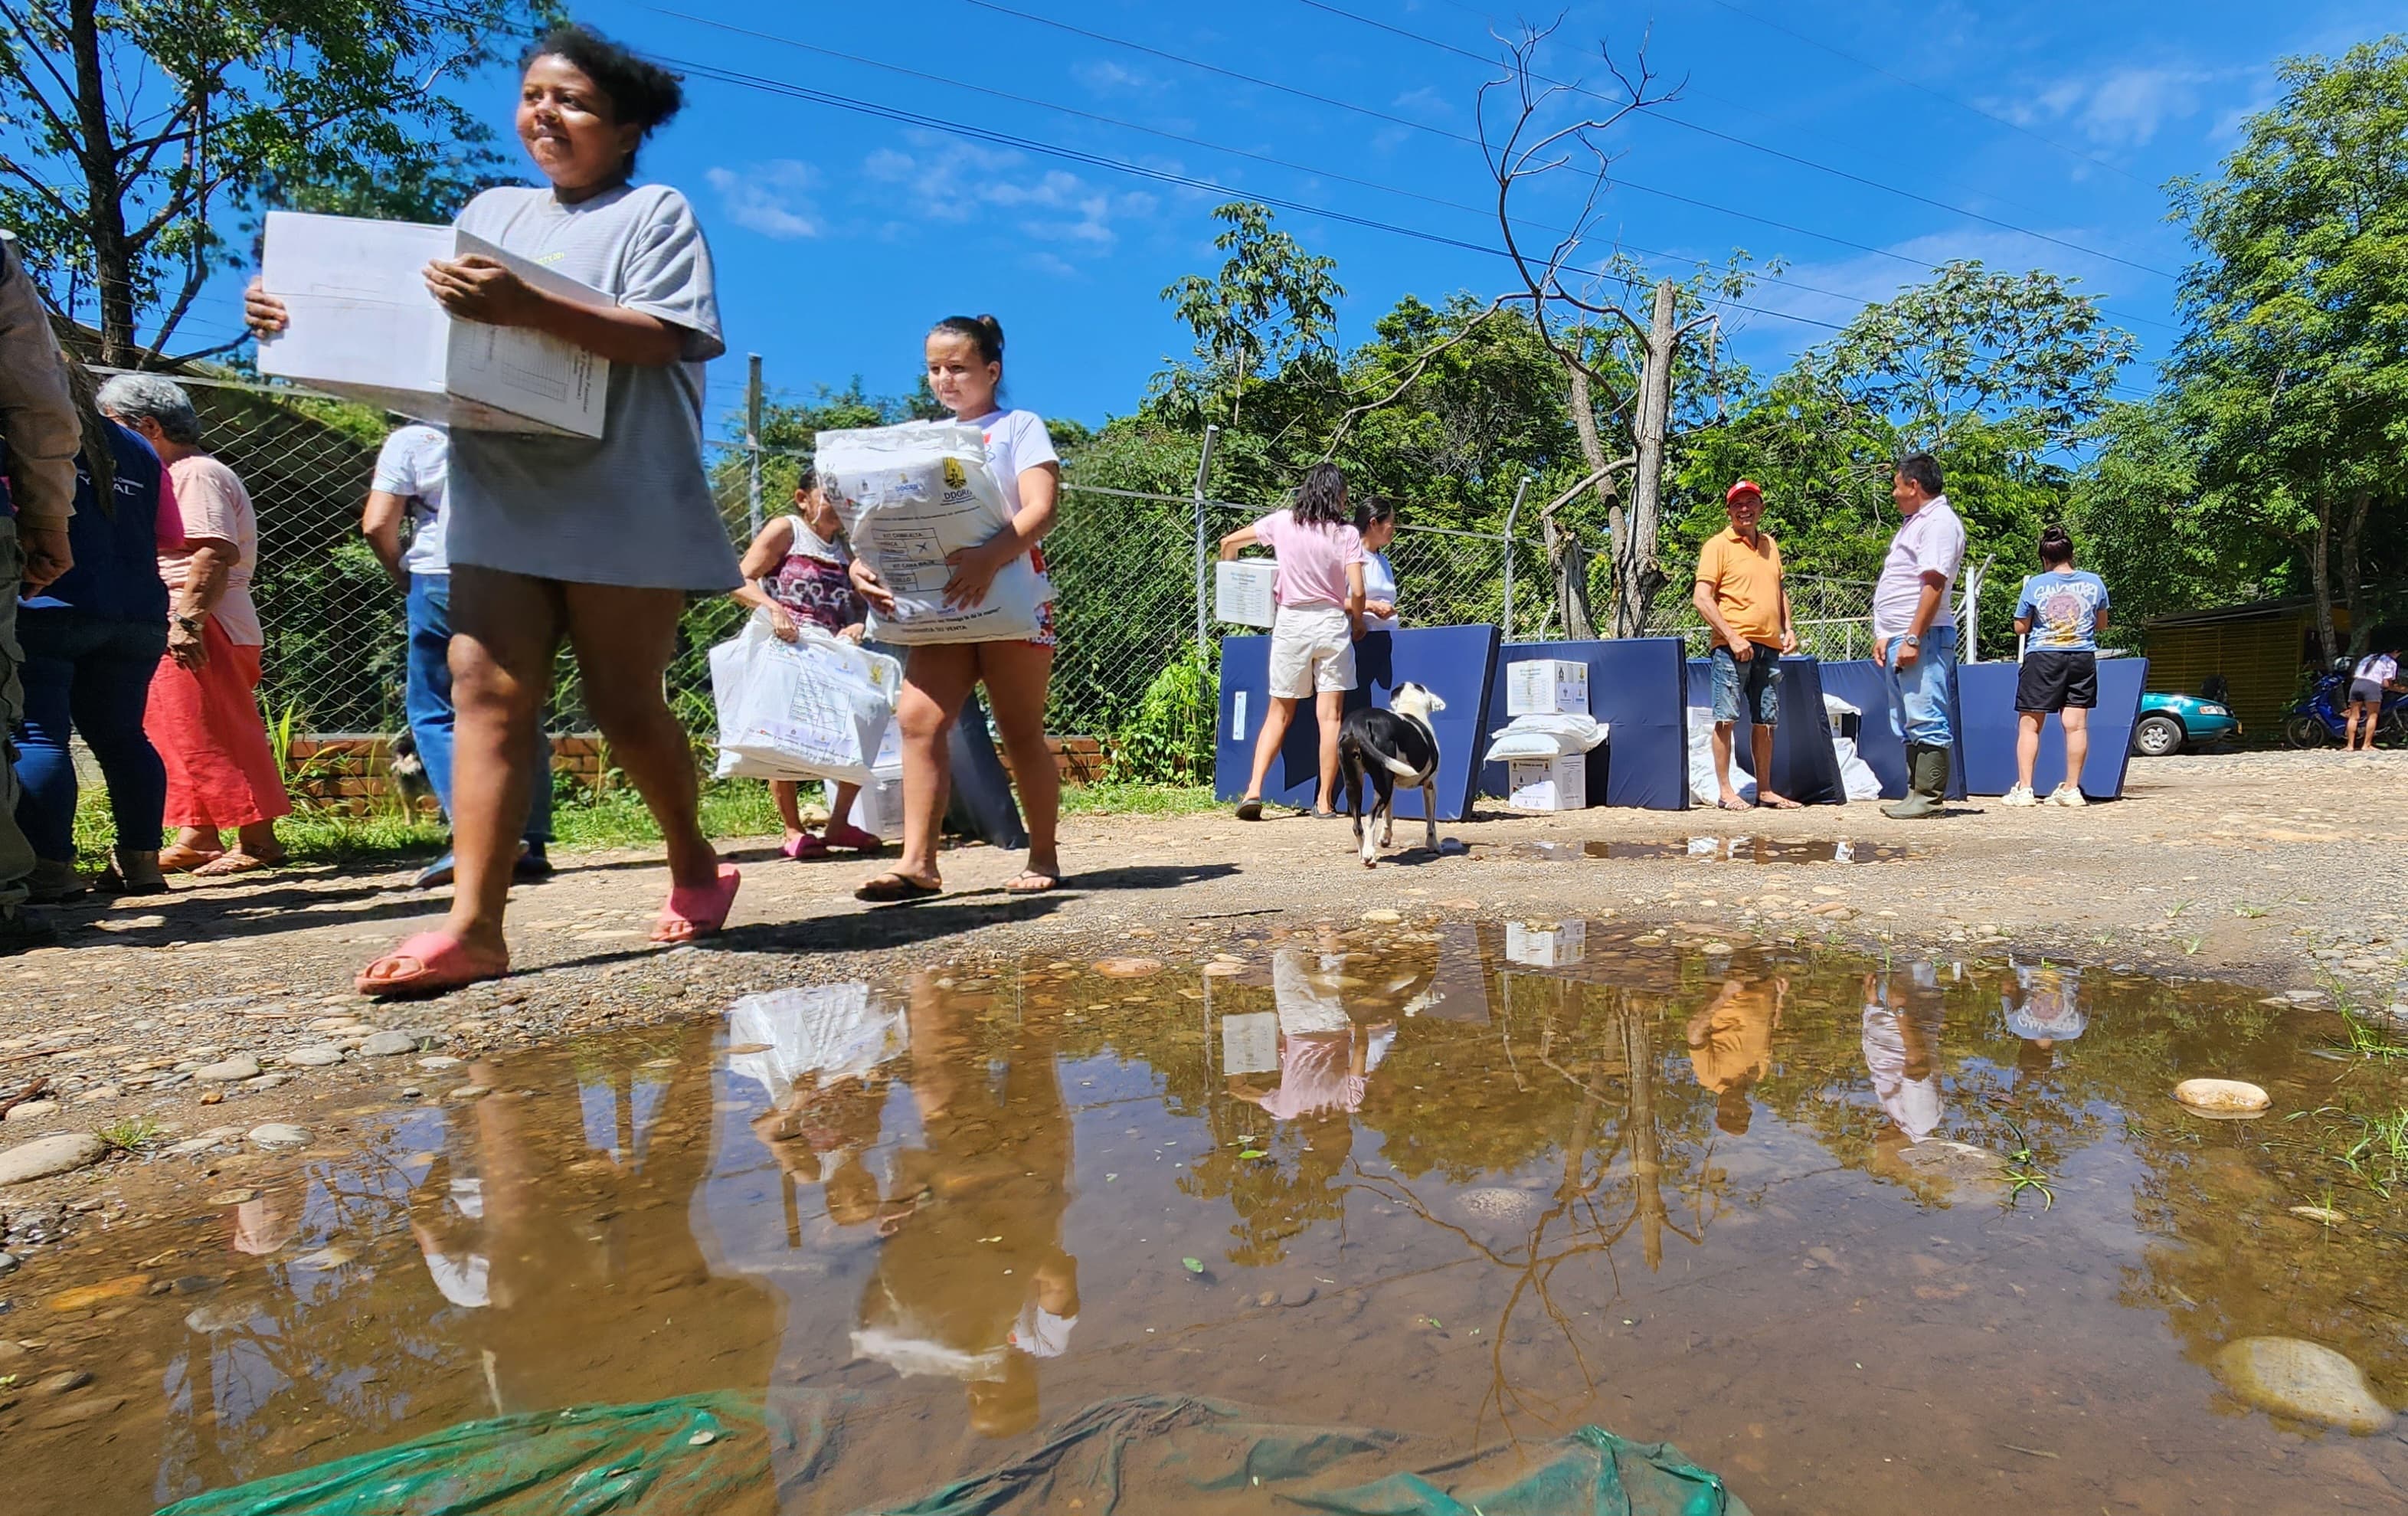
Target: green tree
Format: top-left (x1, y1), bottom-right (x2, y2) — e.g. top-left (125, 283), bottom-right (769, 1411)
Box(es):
top-left (0, 0), bottom-right (545, 364)
top-left (2165, 36), bottom-right (2408, 661)
top-left (1151, 201), bottom-right (1343, 448)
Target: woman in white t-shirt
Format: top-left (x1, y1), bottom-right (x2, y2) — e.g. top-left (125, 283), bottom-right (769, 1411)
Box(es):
top-left (849, 316), bottom-right (1064, 900)
top-left (1356, 494), bottom-right (1402, 631)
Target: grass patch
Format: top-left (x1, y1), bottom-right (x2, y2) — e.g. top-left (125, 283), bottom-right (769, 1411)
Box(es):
top-left (73, 773), bottom-right (1215, 863)
top-left (1058, 781), bottom-right (1219, 817)
top-left (97, 1115), bottom-right (166, 1152)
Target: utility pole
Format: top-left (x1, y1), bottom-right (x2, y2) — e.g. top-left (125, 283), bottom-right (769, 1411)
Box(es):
top-left (744, 353), bottom-right (764, 537)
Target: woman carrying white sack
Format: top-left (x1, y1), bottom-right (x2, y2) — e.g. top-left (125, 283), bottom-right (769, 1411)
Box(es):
top-left (730, 472), bottom-right (882, 860)
top-left (847, 314), bottom-right (1064, 902)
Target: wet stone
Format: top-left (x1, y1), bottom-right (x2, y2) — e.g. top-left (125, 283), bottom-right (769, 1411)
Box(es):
top-left (360, 1031), bottom-right (420, 1058)
top-left (193, 1055), bottom-right (261, 1083)
top-left (2214, 1338), bottom-right (2396, 1434)
top-left (280, 1046), bottom-right (344, 1068)
top-left (0, 1131), bottom-right (106, 1186)
top-left (36, 1368), bottom-right (92, 1396)
top-left (247, 1125), bottom-right (311, 1151)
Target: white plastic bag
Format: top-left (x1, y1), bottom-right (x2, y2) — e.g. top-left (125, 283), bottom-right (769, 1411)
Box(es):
top-left (1686, 706), bottom-right (1755, 806)
top-left (1833, 735), bottom-right (1884, 801)
top-left (725, 984), bottom-right (908, 1106)
top-left (834, 719), bottom-right (906, 842)
top-left (1484, 712), bottom-right (1608, 762)
top-left (816, 420), bottom-right (1049, 643)
top-left (709, 615), bottom-right (901, 784)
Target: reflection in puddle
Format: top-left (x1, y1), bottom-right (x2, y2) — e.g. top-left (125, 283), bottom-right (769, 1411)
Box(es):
top-left (1500, 837), bottom-right (1909, 864)
top-left (13, 930), bottom-right (2408, 1514)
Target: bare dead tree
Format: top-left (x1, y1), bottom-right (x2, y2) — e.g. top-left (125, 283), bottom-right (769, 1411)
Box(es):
top-left (1479, 24), bottom-right (1723, 638)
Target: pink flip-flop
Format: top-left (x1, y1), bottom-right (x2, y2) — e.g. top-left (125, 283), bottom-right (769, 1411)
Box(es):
top-left (654, 863), bottom-right (741, 944)
top-left (356, 931), bottom-right (509, 998)
top-left (780, 833), bottom-right (830, 860)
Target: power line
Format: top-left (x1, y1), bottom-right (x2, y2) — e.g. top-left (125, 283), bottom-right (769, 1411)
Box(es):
top-left (928, 0), bottom-right (2178, 333)
top-left (1293, 0), bottom-right (2181, 281)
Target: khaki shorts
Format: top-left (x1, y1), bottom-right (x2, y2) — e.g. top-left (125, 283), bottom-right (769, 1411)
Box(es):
top-left (1267, 604), bottom-right (1356, 698)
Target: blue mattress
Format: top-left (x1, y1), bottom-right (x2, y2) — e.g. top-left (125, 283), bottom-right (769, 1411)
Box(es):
top-left (1956, 655), bottom-right (2148, 799)
top-left (1479, 639), bottom-right (1691, 810)
top-left (1683, 654), bottom-right (1846, 806)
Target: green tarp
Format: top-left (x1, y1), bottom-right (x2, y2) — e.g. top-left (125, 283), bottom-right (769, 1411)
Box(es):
top-left (157, 1392), bottom-right (1749, 1516)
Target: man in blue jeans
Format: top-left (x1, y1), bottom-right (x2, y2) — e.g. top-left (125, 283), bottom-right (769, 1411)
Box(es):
top-left (365, 423), bottom-right (551, 889)
top-left (1870, 452), bottom-right (1967, 819)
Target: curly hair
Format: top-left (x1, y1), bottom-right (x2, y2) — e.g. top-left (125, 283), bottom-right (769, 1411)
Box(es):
top-left (1291, 461), bottom-right (1350, 528)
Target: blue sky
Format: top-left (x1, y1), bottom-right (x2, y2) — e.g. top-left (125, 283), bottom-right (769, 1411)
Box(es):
top-left (168, 0), bottom-right (2403, 431)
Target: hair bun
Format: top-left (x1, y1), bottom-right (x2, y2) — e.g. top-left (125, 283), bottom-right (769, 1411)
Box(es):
top-left (976, 314), bottom-right (1005, 352)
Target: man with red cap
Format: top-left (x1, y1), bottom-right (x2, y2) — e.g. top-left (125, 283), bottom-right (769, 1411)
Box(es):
top-left (1692, 479), bottom-right (1798, 810)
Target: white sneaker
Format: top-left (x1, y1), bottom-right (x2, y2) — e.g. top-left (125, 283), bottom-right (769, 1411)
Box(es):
top-left (2048, 784), bottom-right (2087, 807)
top-left (2001, 784), bottom-right (2039, 807)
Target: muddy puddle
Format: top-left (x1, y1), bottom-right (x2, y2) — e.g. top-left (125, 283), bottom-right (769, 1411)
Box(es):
top-left (9, 928), bottom-right (2408, 1513)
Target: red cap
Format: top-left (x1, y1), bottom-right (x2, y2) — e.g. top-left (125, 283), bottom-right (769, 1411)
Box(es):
top-left (1726, 480), bottom-right (1763, 504)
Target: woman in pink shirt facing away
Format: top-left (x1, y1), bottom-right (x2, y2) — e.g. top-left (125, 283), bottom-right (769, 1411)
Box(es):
top-left (1219, 463), bottom-right (1366, 819)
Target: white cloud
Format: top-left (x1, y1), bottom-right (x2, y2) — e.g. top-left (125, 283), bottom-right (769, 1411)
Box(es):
top-left (705, 160), bottom-right (821, 241)
top-left (1990, 64), bottom-right (2225, 149)
top-left (1074, 59), bottom-right (1153, 93)
top-left (1734, 228), bottom-right (2138, 340)
top-left (862, 136), bottom-right (1158, 260)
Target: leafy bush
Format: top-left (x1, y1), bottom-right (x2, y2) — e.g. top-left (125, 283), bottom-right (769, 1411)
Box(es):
top-left (1108, 641), bottom-right (1219, 784)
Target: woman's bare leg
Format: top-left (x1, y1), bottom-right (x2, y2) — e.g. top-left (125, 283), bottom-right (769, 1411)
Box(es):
top-left (976, 640), bottom-right (1060, 882)
top-left (436, 565), bottom-right (564, 960)
top-left (2060, 706), bottom-right (2090, 781)
top-left (886, 644), bottom-right (977, 888)
top-left (771, 779), bottom-right (807, 843)
top-left (2015, 711), bottom-right (2044, 791)
top-left (559, 582), bottom-right (718, 896)
top-left (1245, 698), bottom-right (1298, 801)
top-left (829, 782), bottom-right (860, 829)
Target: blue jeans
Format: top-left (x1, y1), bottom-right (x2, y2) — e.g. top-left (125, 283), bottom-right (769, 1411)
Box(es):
top-left (1879, 624), bottom-right (1958, 748)
top-left (1709, 643), bottom-right (1781, 725)
top-left (407, 573), bottom-right (551, 844)
top-left (11, 609), bottom-right (168, 860)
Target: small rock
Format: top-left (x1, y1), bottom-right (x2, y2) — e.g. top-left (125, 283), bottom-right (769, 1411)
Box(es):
top-left (2174, 1078), bottom-right (2270, 1115)
top-left (247, 1124), bottom-right (311, 1151)
top-left (2214, 1337), bottom-right (2396, 1434)
top-left (1093, 958), bottom-right (1163, 978)
top-left (1896, 1140), bottom-right (2010, 1193)
top-left (0, 1250), bottom-right (17, 1274)
top-left (199, 1090), bottom-right (224, 1105)
top-left (30, 1394), bottom-right (126, 1429)
top-left (415, 1055), bottom-right (464, 1071)
top-left (1700, 940), bottom-right (1734, 954)
top-left (193, 1055), bottom-right (262, 1083)
top-left (2, 1100), bottom-right (61, 1123)
top-left (244, 1072), bottom-right (294, 1090)
top-left (1359, 909), bottom-right (1402, 924)
top-left (1201, 961), bottom-right (1244, 977)
top-left (45, 1274), bottom-right (151, 1312)
top-left (279, 1046), bottom-right (344, 1068)
top-left (0, 1131), bottom-right (108, 1186)
top-left (36, 1368), bottom-right (93, 1396)
top-left (359, 1031), bottom-right (419, 1058)
top-left (446, 1085), bottom-right (490, 1102)
top-left (207, 1189), bottom-right (260, 1206)
top-left (185, 1300), bottom-right (254, 1334)
top-left (2289, 1206), bottom-right (2347, 1225)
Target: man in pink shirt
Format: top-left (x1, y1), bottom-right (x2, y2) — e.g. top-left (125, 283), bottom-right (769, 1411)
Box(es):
top-left (1219, 463), bottom-right (1366, 819)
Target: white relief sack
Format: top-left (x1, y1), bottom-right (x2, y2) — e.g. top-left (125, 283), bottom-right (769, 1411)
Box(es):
top-left (709, 615), bottom-right (901, 785)
top-left (816, 420), bottom-right (1049, 643)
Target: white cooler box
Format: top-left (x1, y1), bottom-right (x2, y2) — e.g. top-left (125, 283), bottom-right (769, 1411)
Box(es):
top-left (1507, 754), bottom-right (1587, 811)
top-left (1506, 658), bottom-right (1590, 716)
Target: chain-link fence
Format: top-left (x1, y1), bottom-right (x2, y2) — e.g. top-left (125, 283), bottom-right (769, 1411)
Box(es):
top-left (141, 372), bottom-right (1956, 771)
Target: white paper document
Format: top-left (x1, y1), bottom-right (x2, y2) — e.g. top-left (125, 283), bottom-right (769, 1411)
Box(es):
top-left (256, 211), bottom-right (610, 437)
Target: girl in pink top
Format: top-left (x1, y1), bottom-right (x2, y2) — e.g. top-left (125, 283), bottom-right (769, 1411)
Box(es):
top-left (1219, 463), bottom-right (1366, 819)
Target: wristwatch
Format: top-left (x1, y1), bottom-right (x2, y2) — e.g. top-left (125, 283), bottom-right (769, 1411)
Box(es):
top-left (173, 612), bottom-right (204, 634)
top-left (1901, 634), bottom-right (1922, 650)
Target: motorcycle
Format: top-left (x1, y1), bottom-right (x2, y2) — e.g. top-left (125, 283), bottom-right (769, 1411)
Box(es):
top-left (2283, 660), bottom-right (2408, 748)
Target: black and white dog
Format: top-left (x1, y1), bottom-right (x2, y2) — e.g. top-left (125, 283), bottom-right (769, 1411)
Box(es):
top-left (1337, 682), bottom-right (1447, 868)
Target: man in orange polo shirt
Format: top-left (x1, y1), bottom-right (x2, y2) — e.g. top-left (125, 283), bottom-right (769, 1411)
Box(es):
top-left (1693, 480), bottom-right (1799, 810)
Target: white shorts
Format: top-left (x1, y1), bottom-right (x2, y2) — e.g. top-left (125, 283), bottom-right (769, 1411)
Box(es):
top-left (1267, 604), bottom-right (1356, 698)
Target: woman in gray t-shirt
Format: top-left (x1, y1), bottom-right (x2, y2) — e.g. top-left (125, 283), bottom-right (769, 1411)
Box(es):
top-left (247, 25), bottom-right (742, 996)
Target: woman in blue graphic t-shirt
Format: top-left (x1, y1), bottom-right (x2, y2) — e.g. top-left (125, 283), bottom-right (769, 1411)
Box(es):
top-left (2006, 526), bottom-right (2110, 808)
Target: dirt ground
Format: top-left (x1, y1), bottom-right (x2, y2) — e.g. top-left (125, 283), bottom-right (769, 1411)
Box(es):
top-left (1, 748), bottom-right (2401, 1195)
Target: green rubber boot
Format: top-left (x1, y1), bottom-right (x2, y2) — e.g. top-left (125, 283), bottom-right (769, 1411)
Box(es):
top-left (1882, 743), bottom-right (1948, 820)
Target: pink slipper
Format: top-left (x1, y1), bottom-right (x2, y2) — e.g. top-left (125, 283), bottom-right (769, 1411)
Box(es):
top-left (780, 833), bottom-right (830, 860)
top-left (654, 863), bottom-right (741, 943)
top-left (356, 931), bottom-right (509, 998)
top-left (820, 823), bottom-right (883, 853)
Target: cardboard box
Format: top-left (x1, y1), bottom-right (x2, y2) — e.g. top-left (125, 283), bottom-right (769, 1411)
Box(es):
top-left (1215, 559), bottom-right (1278, 627)
top-left (1506, 919), bottom-right (1587, 967)
top-left (1507, 754), bottom-right (1587, 811)
top-left (1219, 1012), bottom-right (1280, 1076)
top-left (1506, 658), bottom-right (1590, 716)
top-left (256, 211), bottom-right (610, 437)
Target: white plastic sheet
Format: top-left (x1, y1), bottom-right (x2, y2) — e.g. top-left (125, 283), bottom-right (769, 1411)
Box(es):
top-left (816, 420), bottom-right (1049, 643)
top-left (709, 615), bottom-right (901, 785)
top-left (1833, 735), bottom-right (1885, 801)
top-left (1685, 706), bottom-right (1756, 806)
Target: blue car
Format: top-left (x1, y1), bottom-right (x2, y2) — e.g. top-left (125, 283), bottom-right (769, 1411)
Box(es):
top-left (2132, 692), bottom-right (2242, 756)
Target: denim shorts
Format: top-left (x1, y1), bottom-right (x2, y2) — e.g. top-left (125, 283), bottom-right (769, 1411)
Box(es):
top-left (1710, 643), bottom-right (1781, 725)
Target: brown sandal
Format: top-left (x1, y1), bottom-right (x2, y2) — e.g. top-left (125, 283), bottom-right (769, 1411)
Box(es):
top-left (159, 843), bottom-right (223, 873)
top-left (189, 850), bottom-right (287, 878)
